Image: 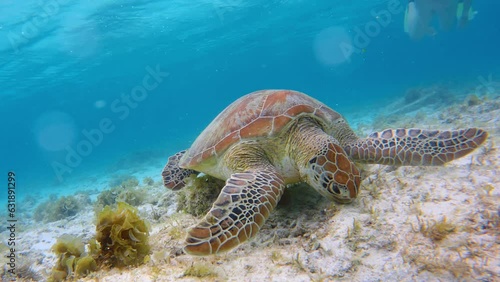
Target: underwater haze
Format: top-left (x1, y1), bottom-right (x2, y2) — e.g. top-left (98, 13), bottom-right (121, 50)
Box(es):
top-left (1, 1), bottom-right (500, 281)
top-left (0, 0), bottom-right (499, 198)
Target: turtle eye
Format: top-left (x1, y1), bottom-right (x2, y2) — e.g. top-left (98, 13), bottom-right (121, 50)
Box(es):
top-left (328, 183), bottom-right (341, 195)
top-left (320, 173), bottom-right (342, 196)
top-left (320, 172), bottom-right (334, 190)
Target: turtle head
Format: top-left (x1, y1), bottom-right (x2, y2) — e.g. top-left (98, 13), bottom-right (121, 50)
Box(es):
top-left (302, 143), bottom-right (360, 203)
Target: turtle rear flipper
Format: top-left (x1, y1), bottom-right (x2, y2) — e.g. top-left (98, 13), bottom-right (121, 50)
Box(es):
top-left (162, 150), bottom-right (198, 190)
top-left (344, 128), bottom-right (488, 166)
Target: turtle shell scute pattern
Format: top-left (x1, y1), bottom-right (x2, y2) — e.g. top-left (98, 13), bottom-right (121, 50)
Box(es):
top-left (180, 90), bottom-right (342, 168)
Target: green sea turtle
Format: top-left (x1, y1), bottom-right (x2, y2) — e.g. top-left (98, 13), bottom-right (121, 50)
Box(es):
top-left (161, 89), bottom-right (487, 256)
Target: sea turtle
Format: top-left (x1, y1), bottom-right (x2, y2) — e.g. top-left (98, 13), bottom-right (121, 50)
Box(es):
top-left (161, 89), bottom-right (487, 256)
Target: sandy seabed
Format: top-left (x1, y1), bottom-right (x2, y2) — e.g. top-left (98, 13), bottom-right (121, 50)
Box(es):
top-left (2, 87), bottom-right (499, 282)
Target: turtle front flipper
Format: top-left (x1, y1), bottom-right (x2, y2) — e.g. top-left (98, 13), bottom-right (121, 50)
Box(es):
top-left (162, 150), bottom-right (198, 190)
top-left (184, 169), bottom-right (285, 255)
top-left (344, 128), bottom-right (488, 166)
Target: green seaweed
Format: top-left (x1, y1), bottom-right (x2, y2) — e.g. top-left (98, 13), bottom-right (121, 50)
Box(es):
top-left (95, 188), bottom-right (120, 208)
top-left (183, 263), bottom-right (217, 278)
top-left (108, 175), bottom-right (139, 188)
top-left (94, 185), bottom-right (146, 212)
top-left (33, 195), bottom-right (84, 223)
top-left (176, 174), bottom-right (225, 216)
top-left (48, 235), bottom-right (97, 282)
top-left (93, 202), bottom-right (151, 267)
top-left (414, 216), bottom-right (456, 241)
top-left (116, 189), bottom-right (145, 206)
top-left (51, 235), bottom-right (84, 257)
top-left (121, 177), bottom-right (139, 189)
top-left (143, 176), bottom-right (154, 186)
top-left (466, 94), bottom-right (482, 106)
top-left (74, 256), bottom-right (97, 277)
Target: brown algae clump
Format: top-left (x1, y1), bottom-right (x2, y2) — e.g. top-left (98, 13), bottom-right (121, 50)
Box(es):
top-left (176, 174), bottom-right (225, 216)
top-left (94, 185), bottom-right (146, 211)
top-left (48, 235), bottom-right (97, 281)
top-left (415, 216), bottom-right (456, 241)
top-left (92, 201), bottom-right (151, 267)
top-left (466, 94), bottom-right (482, 106)
top-left (183, 263), bottom-right (218, 278)
top-left (143, 176), bottom-right (155, 186)
top-left (108, 175), bottom-right (140, 188)
top-left (34, 195), bottom-right (87, 223)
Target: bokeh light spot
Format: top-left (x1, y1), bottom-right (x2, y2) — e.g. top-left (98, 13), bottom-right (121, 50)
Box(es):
top-left (34, 111), bottom-right (77, 151)
top-left (313, 26), bottom-right (353, 66)
top-left (94, 100), bottom-right (106, 109)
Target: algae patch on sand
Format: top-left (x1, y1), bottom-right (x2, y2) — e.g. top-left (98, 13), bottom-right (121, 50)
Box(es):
top-left (34, 194), bottom-right (88, 223)
top-left (48, 201), bottom-right (152, 281)
top-left (176, 174), bottom-right (225, 217)
top-left (92, 201), bottom-right (151, 267)
top-left (48, 235), bottom-right (97, 282)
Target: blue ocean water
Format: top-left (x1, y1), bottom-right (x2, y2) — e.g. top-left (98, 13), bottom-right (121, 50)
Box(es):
top-left (0, 0), bottom-right (498, 201)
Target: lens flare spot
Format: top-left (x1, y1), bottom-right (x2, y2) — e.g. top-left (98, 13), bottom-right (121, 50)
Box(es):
top-left (94, 100), bottom-right (106, 109)
top-left (313, 26), bottom-right (353, 66)
top-left (34, 112), bottom-right (77, 151)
